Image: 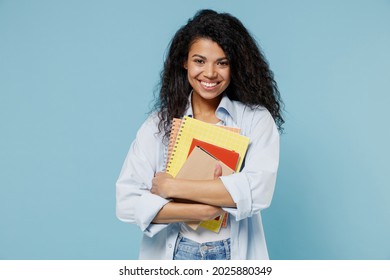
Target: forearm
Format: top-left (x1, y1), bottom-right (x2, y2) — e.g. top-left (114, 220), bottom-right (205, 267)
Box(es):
top-left (169, 178), bottom-right (236, 208)
top-left (152, 201), bottom-right (224, 223)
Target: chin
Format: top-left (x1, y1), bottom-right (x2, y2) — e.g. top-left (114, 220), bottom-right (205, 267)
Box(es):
top-left (196, 91), bottom-right (223, 100)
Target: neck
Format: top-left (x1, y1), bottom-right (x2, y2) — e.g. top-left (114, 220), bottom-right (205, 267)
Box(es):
top-left (191, 94), bottom-right (222, 124)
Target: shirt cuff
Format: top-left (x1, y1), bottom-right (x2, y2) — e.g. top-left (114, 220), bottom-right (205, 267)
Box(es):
top-left (134, 191), bottom-right (170, 235)
top-left (220, 173), bottom-right (252, 220)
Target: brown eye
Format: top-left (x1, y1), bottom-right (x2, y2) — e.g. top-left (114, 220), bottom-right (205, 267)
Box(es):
top-left (217, 60), bottom-right (229, 67)
top-left (194, 59), bottom-right (205, 64)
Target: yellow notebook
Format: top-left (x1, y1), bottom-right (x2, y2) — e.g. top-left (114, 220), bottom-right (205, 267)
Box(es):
top-left (166, 118), bottom-right (240, 170)
top-left (166, 116), bottom-right (250, 177)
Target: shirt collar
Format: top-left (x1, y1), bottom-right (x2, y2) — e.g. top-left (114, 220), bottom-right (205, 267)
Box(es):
top-left (184, 92), bottom-right (237, 125)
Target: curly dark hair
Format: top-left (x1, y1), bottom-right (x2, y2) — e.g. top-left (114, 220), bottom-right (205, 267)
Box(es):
top-left (154, 9), bottom-right (284, 139)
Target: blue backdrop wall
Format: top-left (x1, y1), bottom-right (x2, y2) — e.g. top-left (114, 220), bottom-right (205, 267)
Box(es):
top-left (1, 0), bottom-right (389, 259)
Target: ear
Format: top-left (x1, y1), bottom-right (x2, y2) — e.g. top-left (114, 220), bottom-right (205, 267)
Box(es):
top-left (183, 61), bottom-right (188, 70)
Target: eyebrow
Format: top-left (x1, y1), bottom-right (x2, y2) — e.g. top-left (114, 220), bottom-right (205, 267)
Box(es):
top-left (192, 54), bottom-right (228, 61)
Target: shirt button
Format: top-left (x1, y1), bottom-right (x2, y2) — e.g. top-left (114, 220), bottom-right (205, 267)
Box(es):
top-left (168, 244), bottom-right (172, 248)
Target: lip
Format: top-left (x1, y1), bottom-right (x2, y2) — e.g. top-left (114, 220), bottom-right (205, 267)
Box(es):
top-left (199, 80), bottom-right (221, 90)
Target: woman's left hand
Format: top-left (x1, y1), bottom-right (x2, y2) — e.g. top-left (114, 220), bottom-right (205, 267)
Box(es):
top-left (151, 172), bottom-right (173, 198)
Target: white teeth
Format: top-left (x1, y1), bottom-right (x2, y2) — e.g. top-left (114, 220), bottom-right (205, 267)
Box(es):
top-left (201, 81), bottom-right (218, 87)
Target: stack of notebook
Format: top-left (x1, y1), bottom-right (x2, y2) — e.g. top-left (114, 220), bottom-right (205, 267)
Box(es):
top-left (165, 116), bottom-right (250, 233)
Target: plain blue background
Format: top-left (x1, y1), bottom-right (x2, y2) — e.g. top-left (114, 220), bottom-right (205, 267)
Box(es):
top-left (1, 0), bottom-right (389, 260)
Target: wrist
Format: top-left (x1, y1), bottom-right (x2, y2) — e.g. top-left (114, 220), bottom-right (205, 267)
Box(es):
top-left (169, 178), bottom-right (188, 200)
top-left (166, 177), bottom-right (176, 198)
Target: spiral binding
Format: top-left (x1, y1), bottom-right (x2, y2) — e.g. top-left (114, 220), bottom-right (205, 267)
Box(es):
top-left (166, 118), bottom-right (185, 172)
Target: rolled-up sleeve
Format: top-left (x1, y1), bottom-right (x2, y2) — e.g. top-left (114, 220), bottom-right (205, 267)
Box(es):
top-left (220, 110), bottom-right (279, 220)
top-left (116, 116), bottom-right (169, 237)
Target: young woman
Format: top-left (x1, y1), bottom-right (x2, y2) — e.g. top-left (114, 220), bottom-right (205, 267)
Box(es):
top-left (116, 9), bottom-right (284, 260)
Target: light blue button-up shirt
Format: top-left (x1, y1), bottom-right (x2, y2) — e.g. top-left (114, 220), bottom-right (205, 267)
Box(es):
top-left (116, 94), bottom-right (280, 259)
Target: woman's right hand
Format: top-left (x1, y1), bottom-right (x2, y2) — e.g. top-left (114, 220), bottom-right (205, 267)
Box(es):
top-left (200, 204), bottom-right (225, 221)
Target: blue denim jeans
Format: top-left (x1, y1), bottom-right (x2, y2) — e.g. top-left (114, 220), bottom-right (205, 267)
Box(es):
top-left (173, 235), bottom-right (231, 260)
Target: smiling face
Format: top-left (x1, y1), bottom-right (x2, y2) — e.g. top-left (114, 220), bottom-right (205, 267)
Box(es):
top-left (184, 38), bottom-right (231, 104)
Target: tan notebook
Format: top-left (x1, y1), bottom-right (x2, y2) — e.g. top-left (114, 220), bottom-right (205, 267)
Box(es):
top-left (175, 146), bottom-right (234, 232)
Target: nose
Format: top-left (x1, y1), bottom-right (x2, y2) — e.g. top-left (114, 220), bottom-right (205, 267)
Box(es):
top-left (203, 63), bottom-right (217, 79)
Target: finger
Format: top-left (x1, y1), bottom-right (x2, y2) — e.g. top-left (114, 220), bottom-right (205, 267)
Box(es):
top-left (154, 172), bottom-right (164, 177)
top-left (214, 163), bottom-right (223, 179)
